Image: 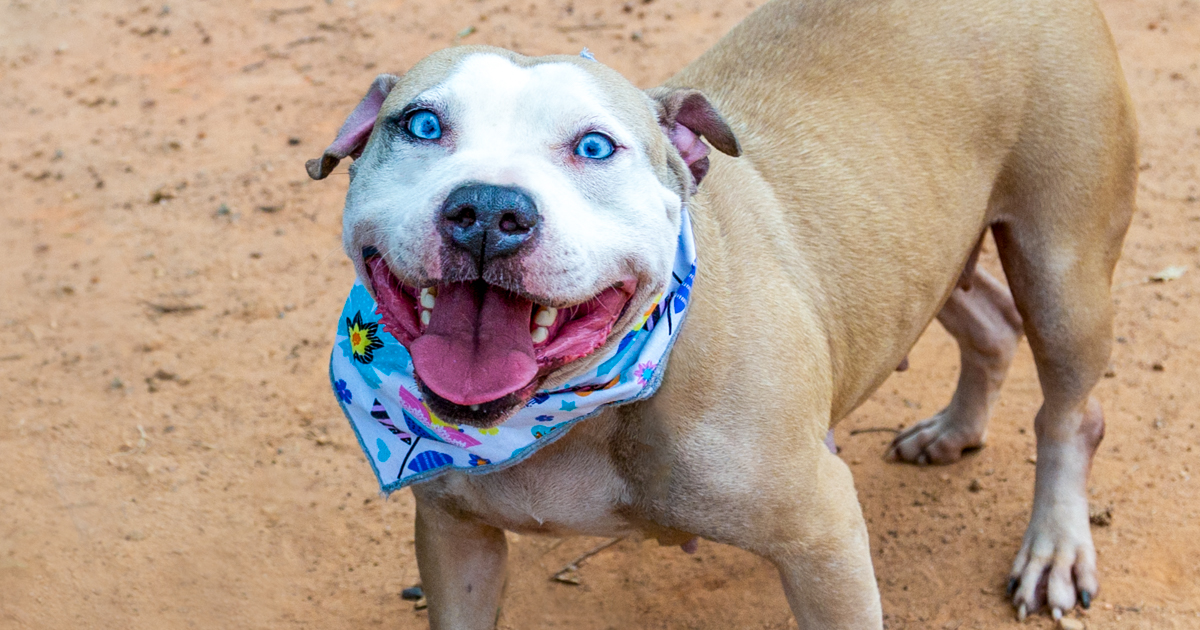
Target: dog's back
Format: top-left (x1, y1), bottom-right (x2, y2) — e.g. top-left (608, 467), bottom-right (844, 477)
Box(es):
top-left (669, 0), bottom-right (1136, 417)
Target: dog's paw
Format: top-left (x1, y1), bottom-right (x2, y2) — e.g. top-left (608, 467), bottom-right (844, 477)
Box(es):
top-left (884, 410), bottom-right (986, 465)
top-left (1007, 505), bottom-right (1098, 620)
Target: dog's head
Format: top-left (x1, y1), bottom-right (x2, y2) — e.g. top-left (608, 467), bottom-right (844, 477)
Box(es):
top-left (309, 46), bottom-right (739, 427)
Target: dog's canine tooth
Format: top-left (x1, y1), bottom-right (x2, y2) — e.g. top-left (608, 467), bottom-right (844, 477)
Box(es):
top-left (420, 288), bottom-right (436, 309)
top-left (531, 326), bottom-right (549, 344)
top-left (534, 306), bottom-right (557, 327)
top-left (420, 310), bottom-right (431, 326)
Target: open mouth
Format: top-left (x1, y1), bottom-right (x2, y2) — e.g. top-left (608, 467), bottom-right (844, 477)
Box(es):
top-left (364, 255), bottom-right (637, 424)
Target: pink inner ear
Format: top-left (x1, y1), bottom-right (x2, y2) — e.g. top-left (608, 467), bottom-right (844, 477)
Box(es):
top-left (668, 123), bottom-right (709, 167)
top-left (327, 80), bottom-right (392, 160)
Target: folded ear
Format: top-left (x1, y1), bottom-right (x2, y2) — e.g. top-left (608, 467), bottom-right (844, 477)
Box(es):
top-left (306, 73), bottom-right (400, 180)
top-left (645, 87), bottom-right (741, 187)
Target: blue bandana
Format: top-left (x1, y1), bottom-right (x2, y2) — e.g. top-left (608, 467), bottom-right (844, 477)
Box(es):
top-left (330, 209), bottom-right (696, 493)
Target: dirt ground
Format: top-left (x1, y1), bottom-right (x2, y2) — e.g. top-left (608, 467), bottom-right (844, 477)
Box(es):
top-left (1, 0), bottom-right (1197, 628)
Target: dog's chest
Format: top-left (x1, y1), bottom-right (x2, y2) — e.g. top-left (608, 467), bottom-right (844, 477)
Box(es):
top-left (414, 435), bottom-right (639, 537)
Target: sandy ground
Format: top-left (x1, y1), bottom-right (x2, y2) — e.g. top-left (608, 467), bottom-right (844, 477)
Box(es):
top-left (1, 0), bottom-right (1197, 628)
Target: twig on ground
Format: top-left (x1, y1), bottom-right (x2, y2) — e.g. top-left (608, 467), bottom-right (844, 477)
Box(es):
top-left (850, 427), bottom-right (901, 436)
top-left (144, 301), bottom-right (205, 314)
top-left (552, 537), bottom-right (623, 585)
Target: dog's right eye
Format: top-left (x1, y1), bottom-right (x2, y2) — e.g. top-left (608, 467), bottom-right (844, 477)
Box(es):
top-left (407, 110), bottom-right (442, 140)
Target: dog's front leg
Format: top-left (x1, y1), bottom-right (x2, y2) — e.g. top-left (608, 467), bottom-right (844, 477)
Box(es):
top-left (414, 492), bottom-right (508, 630)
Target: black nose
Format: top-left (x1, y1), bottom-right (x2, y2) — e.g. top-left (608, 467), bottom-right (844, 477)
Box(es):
top-left (440, 184), bottom-right (540, 264)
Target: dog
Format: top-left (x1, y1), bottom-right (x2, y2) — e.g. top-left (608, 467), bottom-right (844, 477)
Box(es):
top-left (306, 0), bottom-right (1136, 625)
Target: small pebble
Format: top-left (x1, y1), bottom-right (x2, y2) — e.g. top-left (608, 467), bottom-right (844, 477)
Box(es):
top-left (1057, 617), bottom-right (1085, 630)
top-left (401, 585), bottom-right (424, 601)
top-left (968, 479), bottom-right (983, 493)
top-left (553, 568), bottom-right (581, 585)
top-left (1089, 505), bottom-right (1113, 527)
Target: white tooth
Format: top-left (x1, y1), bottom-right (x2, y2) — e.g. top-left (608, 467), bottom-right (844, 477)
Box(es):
top-left (420, 289), bottom-right (436, 309)
top-left (534, 306), bottom-right (557, 327)
top-left (531, 326), bottom-right (549, 344)
top-left (420, 310), bottom-right (431, 326)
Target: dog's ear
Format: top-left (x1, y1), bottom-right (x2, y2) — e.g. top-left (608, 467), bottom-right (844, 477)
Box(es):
top-left (646, 87), bottom-right (741, 186)
top-left (306, 73), bottom-right (400, 180)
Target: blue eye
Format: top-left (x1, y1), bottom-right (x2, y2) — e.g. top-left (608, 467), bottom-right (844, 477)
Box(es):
top-left (407, 110), bottom-right (442, 140)
top-left (575, 132), bottom-right (615, 160)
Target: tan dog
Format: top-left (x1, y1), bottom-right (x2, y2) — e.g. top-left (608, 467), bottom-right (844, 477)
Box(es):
top-left (307, 0), bottom-right (1136, 626)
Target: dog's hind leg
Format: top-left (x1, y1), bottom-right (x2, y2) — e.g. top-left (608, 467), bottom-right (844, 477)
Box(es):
top-left (413, 492), bottom-right (508, 630)
top-left (886, 266), bottom-right (1024, 465)
top-left (988, 30), bottom-right (1137, 617)
top-left (992, 211), bottom-right (1123, 619)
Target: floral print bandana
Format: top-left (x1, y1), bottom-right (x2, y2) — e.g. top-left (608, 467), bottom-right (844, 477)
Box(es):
top-left (330, 208), bottom-right (697, 493)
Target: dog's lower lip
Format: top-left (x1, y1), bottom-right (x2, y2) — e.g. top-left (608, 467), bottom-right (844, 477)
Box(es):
top-left (417, 375), bottom-right (543, 427)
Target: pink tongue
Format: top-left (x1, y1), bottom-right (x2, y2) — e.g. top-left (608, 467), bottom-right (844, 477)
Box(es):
top-left (409, 282), bottom-right (537, 406)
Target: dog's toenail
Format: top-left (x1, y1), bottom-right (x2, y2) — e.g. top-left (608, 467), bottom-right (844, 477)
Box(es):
top-left (1080, 590), bottom-right (1091, 609)
top-left (1006, 577), bottom-right (1019, 597)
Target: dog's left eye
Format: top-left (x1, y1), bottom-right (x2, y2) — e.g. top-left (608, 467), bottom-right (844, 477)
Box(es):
top-left (407, 110), bottom-right (442, 140)
top-left (575, 133), bottom-right (615, 160)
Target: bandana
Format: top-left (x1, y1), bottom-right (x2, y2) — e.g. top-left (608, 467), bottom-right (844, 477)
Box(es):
top-left (330, 209), bottom-right (697, 493)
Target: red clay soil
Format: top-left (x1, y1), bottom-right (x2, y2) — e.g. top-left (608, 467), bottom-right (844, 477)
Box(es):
top-left (1, 0), bottom-right (1197, 628)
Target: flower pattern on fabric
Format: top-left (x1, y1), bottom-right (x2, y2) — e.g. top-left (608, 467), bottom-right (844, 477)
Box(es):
top-left (331, 207), bottom-right (698, 493)
top-left (345, 313), bottom-right (384, 364)
top-left (635, 361), bottom-right (657, 387)
top-left (334, 379), bottom-right (353, 404)
top-left (337, 283), bottom-right (409, 388)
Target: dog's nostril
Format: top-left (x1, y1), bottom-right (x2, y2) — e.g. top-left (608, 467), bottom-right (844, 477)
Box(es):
top-left (449, 206), bottom-right (477, 227)
top-left (499, 212), bottom-right (526, 233)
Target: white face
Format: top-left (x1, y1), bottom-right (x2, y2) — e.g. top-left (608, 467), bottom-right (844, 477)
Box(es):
top-left (341, 53), bottom-right (684, 425)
